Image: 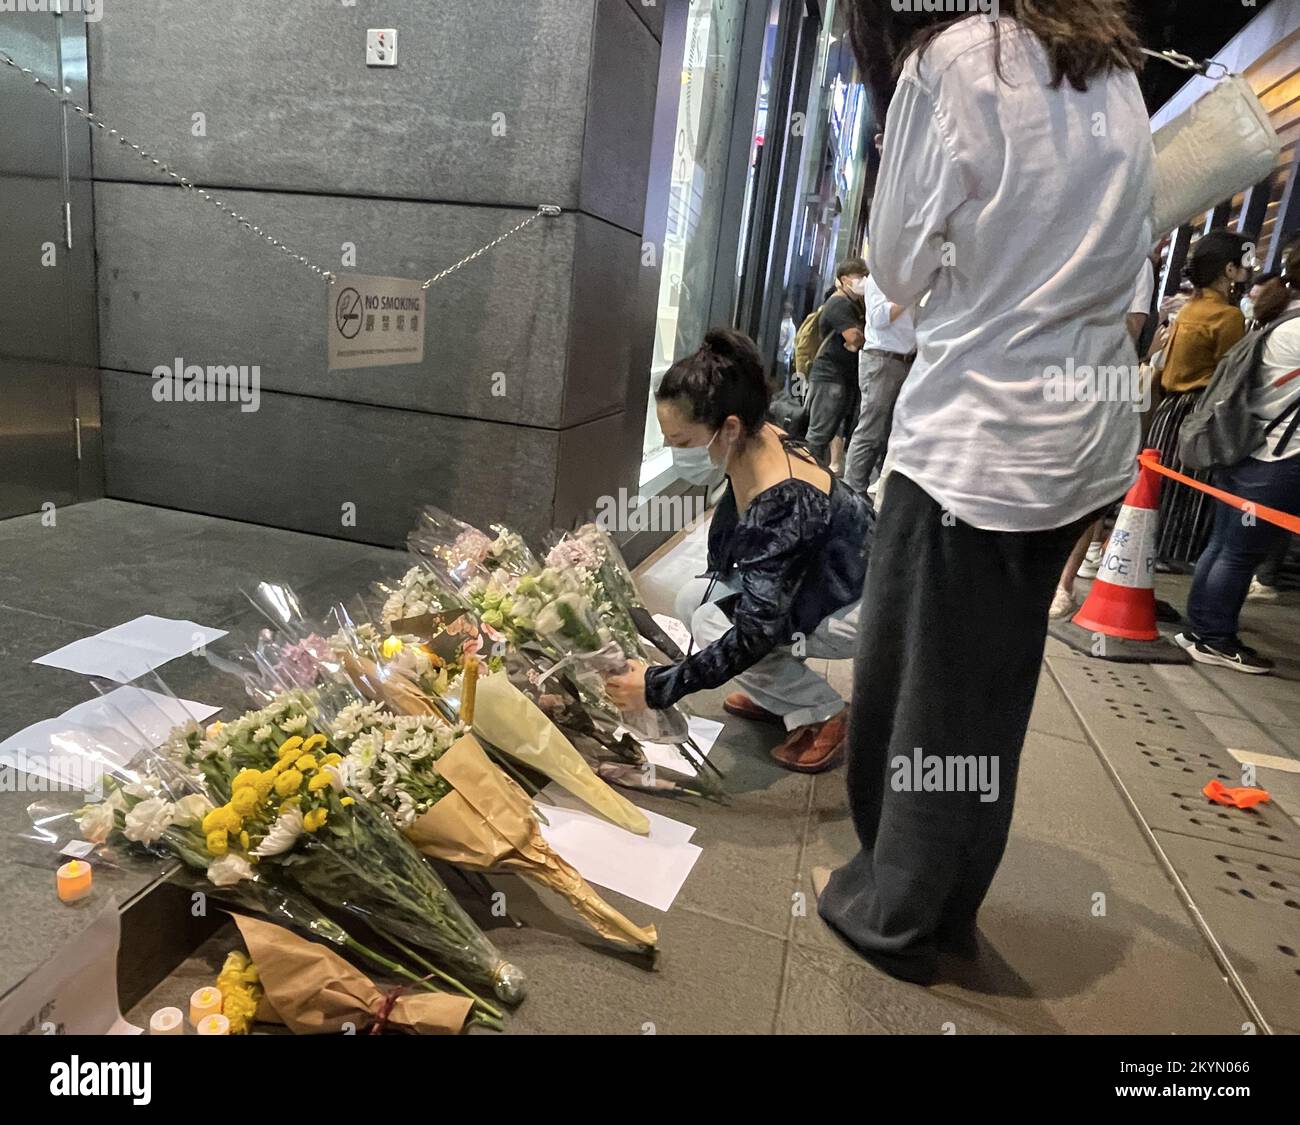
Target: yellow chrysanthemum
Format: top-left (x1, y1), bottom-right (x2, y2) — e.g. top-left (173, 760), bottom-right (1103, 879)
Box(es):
top-left (301, 734), bottom-right (328, 756)
top-left (279, 795), bottom-right (301, 812)
top-left (274, 769), bottom-right (303, 797)
top-left (303, 807), bottom-right (328, 833)
top-left (320, 753), bottom-right (342, 768)
top-left (202, 805), bottom-right (241, 835)
top-left (206, 720), bottom-right (225, 739)
top-left (232, 768), bottom-right (261, 791)
top-left (277, 735), bottom-right (305, 760)
top-left (307, 772), bottom-right (333, 792)
top-left (230, 787), bottom-right (259, 817)
top-left (253, 772), bottom-right (276, 801)
top-left (381, 635), bottom-right (404, 659)
top-left (340, 796), bottom-right (355, 807)
top-left (205, 828), bottom-right (229, 856)
top-left (294, 754), bottom-right (319, 772)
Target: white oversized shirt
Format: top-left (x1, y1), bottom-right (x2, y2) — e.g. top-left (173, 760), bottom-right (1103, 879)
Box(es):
top-left (1252, 298), bottom-right (1300, 462)
top-left (863, 273), bottom-right (917, 355)
top-left (869, 18), bottom-right (1155, 531)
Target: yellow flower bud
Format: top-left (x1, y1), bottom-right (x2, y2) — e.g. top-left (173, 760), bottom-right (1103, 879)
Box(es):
top-left (340, 796), bottom-right (355, 807)
top-left (277, 736), bottom-right (305, 760)
top-left (295, 754), bottom-right (319, 772)
top-left (274, 769), bottom-right (303, 797)
top-left (239, 830), bottom-right (250, 851)
top-left (231, 787), bottom-right (259, 817)
top-left (307, 772), bottom-right (332, 792)
top-left (205, 828), bottom-right (228, 856)
top-left (301, 734), bottom-right (328, 756)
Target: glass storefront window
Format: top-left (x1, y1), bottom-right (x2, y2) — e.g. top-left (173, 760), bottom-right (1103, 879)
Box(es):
top-left (641, 0), bottom-right (748, 484)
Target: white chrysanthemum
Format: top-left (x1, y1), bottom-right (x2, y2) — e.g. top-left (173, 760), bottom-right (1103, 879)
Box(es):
top-left (252, 805), bottom-right (304, 857)
top-left (77, 801), bottom-right (116, 844)
top-left (252, 724), bottom-right (274, 744)
top-left (123, 797), bottom-right (175, 845)
top-left (280, 713), bottom-right (309, 734)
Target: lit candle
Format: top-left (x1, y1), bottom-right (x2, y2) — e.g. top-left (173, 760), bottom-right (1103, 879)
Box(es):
top-left (196, 1013), bottom-right (230, 1036)
top-left (149, 1007), bottom-right (184, 1035)
top-left (56, 860), bottom-right (93, 903)
top-left (188, 986), bottom-right (223, 1028)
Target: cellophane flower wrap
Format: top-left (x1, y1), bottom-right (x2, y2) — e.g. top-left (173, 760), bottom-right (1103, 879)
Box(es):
top-left (167, 689), bottom-right (526, 1004)
top-left (331, 701), bottom-right (656, 948)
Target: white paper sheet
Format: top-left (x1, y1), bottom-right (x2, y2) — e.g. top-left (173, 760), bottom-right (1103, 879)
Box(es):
top-left (34, 615), bottom-right (227, 681)
top-left (651, 613), bottom-right (693, 655)
top-left (0, 688), bottom-right (220, 789)
top-left (639, 715), bottom-right (725, 779)
top-left (536, 786), bottom-right (702, 911)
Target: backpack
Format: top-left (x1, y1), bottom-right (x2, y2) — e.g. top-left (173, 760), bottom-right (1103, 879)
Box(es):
top-left (793, 305), bottom-right (826, 375)
top-left (1179, 310), bottom-right (1300, 470)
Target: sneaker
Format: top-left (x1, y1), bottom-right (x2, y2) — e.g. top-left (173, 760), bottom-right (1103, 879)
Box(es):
top-left (1049, 586), bottom-right (1076, 619)
top-left (1076, 542), bottom-right (1104, 579)
top-left (1173, 631), bottom-right (1201, 652)
top-left (1247, 578), bottom-right (1281, 602)
top-left (1186, 639), bottom-right (1274, 675)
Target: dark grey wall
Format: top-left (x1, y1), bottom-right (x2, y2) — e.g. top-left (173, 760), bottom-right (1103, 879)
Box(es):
top-left (90, 0), bottom-right (661, 545)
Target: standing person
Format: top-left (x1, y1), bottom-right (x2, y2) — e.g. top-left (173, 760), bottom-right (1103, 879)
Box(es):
top-left (1148, 230), bottom-right (1252, 566)
top-left (844, 272), bottom-right (916, 495)
top-left (604, 329), bottom-right (873, 773)
top-left (1176, 238), bottom-right (1300, 672)
top-left (819, 3), bottom-right (1153, 984)
top-left (803, 259), bottom-right (867, 465)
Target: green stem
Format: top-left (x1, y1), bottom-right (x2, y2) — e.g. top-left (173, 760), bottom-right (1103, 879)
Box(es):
top-left (342, 935), bottom-right (499, 1023)
top-left (382, 933), bottom-right (505, 1022)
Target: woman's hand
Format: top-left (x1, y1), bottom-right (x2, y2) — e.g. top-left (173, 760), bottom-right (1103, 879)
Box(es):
top-left (604, 660), bottom-right (649, 712)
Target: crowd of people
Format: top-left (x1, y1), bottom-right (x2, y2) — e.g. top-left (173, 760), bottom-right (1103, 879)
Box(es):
top-left (608, 1), bottom-right (1299, 986)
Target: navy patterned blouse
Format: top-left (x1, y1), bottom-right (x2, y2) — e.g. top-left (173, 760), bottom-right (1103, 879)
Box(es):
top-left (644, 472), bottom-right (872, 710)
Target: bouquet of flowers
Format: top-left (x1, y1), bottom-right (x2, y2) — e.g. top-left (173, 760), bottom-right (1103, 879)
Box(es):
top-left (331, 700), bottom-right (657, 949)
top-left (408, 505), bottom-right (539, 585)
top-left (31, 696), bottom-right (509, 1028)
top-left (168, 692), bottom-right (524, 1003)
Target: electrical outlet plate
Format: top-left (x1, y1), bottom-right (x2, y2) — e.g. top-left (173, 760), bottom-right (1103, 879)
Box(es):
top-left (366, 29), bottom-right (397, 68)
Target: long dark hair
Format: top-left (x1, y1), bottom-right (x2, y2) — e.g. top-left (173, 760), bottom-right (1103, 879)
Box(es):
top-left (848, 1), bottom-right (1145, 121)
top-left (657, 328), bottom-right (770, 436)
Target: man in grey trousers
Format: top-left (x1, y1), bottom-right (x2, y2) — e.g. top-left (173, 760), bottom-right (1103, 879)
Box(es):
top-left (843, 272), bottom-right (915, 494)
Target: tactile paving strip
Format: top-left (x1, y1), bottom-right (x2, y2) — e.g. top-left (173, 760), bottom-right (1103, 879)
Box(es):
top-left (1050, 655), bottom-right (1300, 1032)
top-left (1150, 833), bottom-right (1300, 1030)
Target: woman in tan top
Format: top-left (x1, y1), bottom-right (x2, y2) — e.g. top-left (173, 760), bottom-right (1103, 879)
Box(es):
top-left (1148, 229), bottom-right (1251, 564)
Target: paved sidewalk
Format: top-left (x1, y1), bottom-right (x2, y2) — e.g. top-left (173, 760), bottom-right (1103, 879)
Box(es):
top-left (2, 501), bottom-right (1295, 1033)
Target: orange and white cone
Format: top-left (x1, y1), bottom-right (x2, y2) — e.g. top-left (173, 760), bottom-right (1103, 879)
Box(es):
top-left (1071, 449), bottom-right (1163, 642)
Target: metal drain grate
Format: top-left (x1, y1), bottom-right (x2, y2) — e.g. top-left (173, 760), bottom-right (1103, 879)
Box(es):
top-left (1156, 786), bottom-right (1300, 859)
top-left (1153, 832), bottom-right (1300, 1029)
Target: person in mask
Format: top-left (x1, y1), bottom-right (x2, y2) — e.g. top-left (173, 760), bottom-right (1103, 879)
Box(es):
top-left (605, 328), bottom-right (873, 773)
top-left (1148, 229), bottom-right (1251, 565)
top-left (803, 258), bottom-right (868, 466)
top-left (1243, 272), bottom-right (1287, 329)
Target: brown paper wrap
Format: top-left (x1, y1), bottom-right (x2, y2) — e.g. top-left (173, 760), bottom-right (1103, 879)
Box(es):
top-left (230, 914), bottom-right (473, 1034)
top-left (407, 734), bottom-right (657, 949)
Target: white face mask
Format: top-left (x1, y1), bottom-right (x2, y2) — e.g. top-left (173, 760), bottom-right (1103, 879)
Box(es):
top-left (848, 277), bottom-right (867, 297)
top-left (672, 429), bottom-right (727, 487)
top-left (1241, 297), bottom-right (1255, 320)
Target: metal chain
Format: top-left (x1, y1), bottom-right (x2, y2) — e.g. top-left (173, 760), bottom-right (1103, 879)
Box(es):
top-left (1, 49), bottom-right (561, 288)
top-left (1140, 47), bottom-right (1230, 81)
top-left (421, 205), bottom-right (561, 289)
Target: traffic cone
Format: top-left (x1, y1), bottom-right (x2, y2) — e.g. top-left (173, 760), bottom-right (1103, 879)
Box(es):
top-left (1048, 448), bottom-right (1187, 663)
top-left (1070, 449), bottom-right (1163, 641)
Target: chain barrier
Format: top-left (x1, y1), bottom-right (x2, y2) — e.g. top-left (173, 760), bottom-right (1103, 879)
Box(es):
top-left (1, 49), bottom-right (560, 287)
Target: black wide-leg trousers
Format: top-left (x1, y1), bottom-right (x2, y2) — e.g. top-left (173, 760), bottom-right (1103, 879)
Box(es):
top-left (818, 472), bottom-right (1097, 982)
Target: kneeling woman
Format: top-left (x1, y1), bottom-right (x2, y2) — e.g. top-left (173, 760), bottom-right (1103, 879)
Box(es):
top-left (606, 329), bottom-right (871, 773)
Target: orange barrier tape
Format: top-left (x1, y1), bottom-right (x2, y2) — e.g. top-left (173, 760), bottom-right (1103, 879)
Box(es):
top-left (1138, 453), bottom-right (1300, 536)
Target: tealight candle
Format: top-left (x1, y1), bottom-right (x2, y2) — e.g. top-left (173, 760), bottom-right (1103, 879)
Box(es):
top-left (188, 986), bottom-right (223, 1028)
top-left (56, 859), bottom-right (93, 903)
top-left (196, 1013), bottom-right (230, 1036)
top-left (149, 1007), bottom-right (184, 1035)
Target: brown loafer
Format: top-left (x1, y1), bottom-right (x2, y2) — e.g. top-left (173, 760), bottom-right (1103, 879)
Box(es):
top-left (771, 711), bottom-right (847, 774)
top-left (723, 692), bottom-right (784, 725)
